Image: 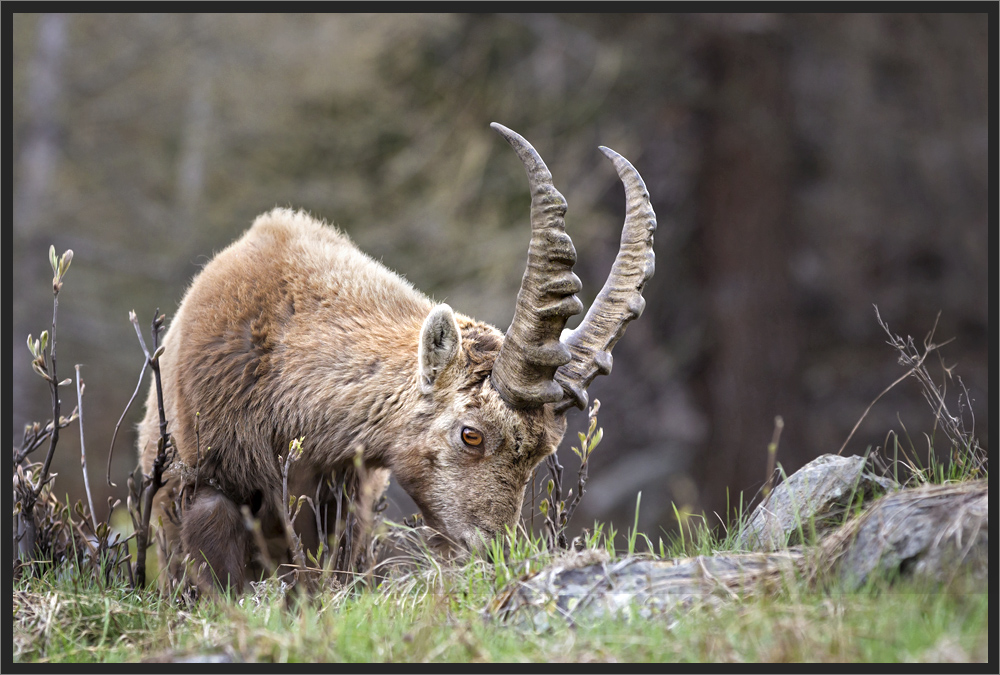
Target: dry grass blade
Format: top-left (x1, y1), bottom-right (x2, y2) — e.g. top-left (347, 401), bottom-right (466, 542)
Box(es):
top-left (838, 307), bottom-right (983, 481)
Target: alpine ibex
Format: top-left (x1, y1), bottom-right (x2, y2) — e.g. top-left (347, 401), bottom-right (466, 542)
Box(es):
top-left (137, 124), bottom-right (655, 592)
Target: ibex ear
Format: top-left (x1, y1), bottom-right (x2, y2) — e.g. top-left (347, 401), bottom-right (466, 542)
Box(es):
top-left (418, 304), bottom-right (462, 394)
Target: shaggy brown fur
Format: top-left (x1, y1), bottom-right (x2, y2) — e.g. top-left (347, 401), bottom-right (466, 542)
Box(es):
top-left (138, 208), bottom-right (566, 592)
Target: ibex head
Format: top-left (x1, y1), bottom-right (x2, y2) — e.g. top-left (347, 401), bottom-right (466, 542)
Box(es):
top-left (392, 123), bottom-right (656, 552)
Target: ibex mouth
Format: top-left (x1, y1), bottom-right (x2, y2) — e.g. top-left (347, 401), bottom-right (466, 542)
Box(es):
top-left (424, 526), bottom-right (505, 561)
top-left (424, 529), bottom-right (475, 560)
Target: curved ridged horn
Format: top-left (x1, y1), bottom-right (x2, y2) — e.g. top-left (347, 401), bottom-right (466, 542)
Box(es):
top-left (490, 123), bottom-right (585, 408)
top-left (554, 146), bottom-right (656, 413)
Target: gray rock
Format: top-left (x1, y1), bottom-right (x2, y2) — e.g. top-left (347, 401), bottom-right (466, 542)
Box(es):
top-left (489, 548), bottom-right (803, 628)
top-left (819, 480), bottom-right (988, 590)
top-left (738, 454), bottom-right (896, 552)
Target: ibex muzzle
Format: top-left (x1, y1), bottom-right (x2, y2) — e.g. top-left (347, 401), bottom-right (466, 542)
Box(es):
top-left (137, 124), bottom-right (655, 592)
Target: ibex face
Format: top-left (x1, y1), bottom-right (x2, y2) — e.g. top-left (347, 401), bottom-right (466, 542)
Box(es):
top-left (390, 315), bottom-right (569, 551)
top-left (138, 123), bottom-right (655, 590)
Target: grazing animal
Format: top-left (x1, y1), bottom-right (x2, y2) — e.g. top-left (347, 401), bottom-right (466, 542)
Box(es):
top-left (137, 124), bottom-right (656, 592)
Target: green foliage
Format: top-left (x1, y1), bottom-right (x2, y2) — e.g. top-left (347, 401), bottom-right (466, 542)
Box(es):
top-left (14, 532), bottom-right (990, 664)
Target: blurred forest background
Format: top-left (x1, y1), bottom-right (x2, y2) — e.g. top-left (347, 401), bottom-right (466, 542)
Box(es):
top-left (11, 13), bottom-right (990, 540)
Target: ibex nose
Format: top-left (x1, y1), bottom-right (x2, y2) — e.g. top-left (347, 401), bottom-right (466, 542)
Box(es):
top-left (461, 529), bottom-right (512, 563)
top-left (460, 530), bottom-right (486, 553)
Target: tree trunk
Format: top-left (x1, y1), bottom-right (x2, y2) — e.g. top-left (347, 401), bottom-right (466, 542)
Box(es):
top-left (694, 23), bottom-right (803, 523)
top-left (174, 14), bottom-right (215, 236)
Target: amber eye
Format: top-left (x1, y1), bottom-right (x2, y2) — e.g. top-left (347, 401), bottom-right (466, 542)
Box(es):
top-left (461, 427), bottom-right (484, 447)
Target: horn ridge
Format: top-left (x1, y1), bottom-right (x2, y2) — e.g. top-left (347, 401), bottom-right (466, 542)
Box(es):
top-left (489, 123), bottom-right (584, 409)
top-left (554, 146), bottom-right (657, 413)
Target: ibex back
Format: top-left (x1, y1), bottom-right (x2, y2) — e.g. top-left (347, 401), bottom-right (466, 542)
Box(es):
top-left (137, 124), bottom-right (656, 592)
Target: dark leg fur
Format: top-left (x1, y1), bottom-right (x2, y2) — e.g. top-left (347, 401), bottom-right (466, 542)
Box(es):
top-left (181, 487), bottom-right (251, 594)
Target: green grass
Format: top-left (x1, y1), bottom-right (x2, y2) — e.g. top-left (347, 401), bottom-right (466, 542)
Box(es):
top-left (13, 519), bottom-right (990, 664)
top-left (14, 383), bottom-right (987, 664)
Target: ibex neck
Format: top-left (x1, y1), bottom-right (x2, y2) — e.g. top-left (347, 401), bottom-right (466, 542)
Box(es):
top-left (275, 308), bottom-right (428, 473)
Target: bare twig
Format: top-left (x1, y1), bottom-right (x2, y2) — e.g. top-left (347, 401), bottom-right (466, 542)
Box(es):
top-left (15, 414), bottom-right (77, 467)
top-left (279, 437), bottom-right (310, 586)
top-left (880, 311), bottom-right (984, 478)
top-left (74, 365), bottom-right (99, 535)
top-left (312, 478), bottom-right (327, 562)
top-left (241, 505), bottom-right (277, 582)
top-left (762, 415), bottom-right (785, 498)
top-left (36, 249), bottom-right (71, 495)
top-left (837, 307), bottom-right (941, 456)
top-left (841, 307), bottom-right (985, 485)
top-left (132, 309), bottom-right (172, 589)
top-left (544, 452), bottom-right (565, 541)
top-left (106, 351), bottom-right (150, 488)
top-left (16, 247), bottom-right (74, 563)
top-left (565, 400), bottom-right (602, 525)
top-left (538, 400), bottom-right (602, 550)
